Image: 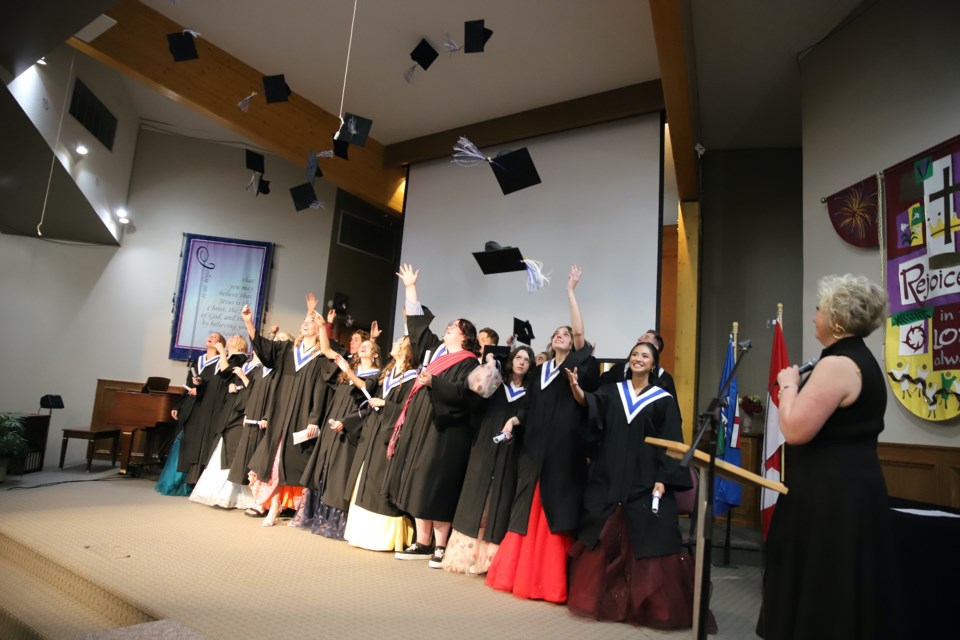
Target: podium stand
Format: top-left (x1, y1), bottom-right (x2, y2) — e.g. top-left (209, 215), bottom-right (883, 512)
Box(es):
top-left (646, 436), bottom-right (788, 639)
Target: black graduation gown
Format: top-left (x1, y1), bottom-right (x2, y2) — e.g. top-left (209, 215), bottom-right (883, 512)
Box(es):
top-left (344, 367), bottom-right (417, 516)
top-left (578, 381), bottom-right (691, 557)
top-left (246, 335), bottom-right (338, 486)
top-left (508, 344), bottom-right (599, 535)
top-left (178, 352), bottom-right (226, 474)
top-left (384, 307), bottom-right (480, 522)
top-left (451, 382), bottom-right (528, 544)
top-left (227, 364), bottom-right (277, 485)
top-left (213, 361), bottom-right (259, 469)
top-left (599, 365), bottom-right (680, 415)
top-left (757, 337), bottom-right (903, 640)
top-left (300, 370), bottom-right (379, 511)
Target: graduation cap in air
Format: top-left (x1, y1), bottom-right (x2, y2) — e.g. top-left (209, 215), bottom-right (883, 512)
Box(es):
top-left (305, 151), bottom-right (324, 182)
top-left (337, 113), bottom-right (373, 147)
top-left (332, 136), bottom-right (350, 160)
top-left (405, 38), bottom-right (439, 82)
top-left (262, 74), bottom-right (291, 103)
top-left (245, 150), bottom-right (270, 195)
top-left (513, 318), bottom-right (535, 346)
top-left (289, 182), bottom-right (322, 212)
top-left (464, 19), bottom-right (493, 53)
top-left (472, 241), bottom-right (550, 292)
top-left (167, 30), bottom-right (199, 62)
top-left (452, 136), bottom-right (541, 196)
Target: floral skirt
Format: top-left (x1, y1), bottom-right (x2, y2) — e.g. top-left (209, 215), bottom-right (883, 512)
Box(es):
top-left (248, 439), bottom-right (302, 510)
top-left (485, 482), bottom-right (573, 603)
top-left (567, 506), bottom-right (715, 632)
top-left (442, 529), bottom-right (498, 576)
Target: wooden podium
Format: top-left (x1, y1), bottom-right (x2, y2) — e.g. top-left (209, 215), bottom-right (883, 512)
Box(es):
top-left (646, 437), bottom-right (788, 639)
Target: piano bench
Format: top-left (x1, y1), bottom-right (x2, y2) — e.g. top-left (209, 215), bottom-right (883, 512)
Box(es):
top-left (59, 429), bottom-right (121, 472)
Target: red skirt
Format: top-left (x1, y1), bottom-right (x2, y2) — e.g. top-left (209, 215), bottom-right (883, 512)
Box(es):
top-left (568, 506), bottom-right (716, 632)
top-left (485, 482), bottom-right (573, 604)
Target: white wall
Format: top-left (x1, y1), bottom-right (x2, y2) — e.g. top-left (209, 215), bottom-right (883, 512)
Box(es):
top-left (0, 129), bottom-right (336, 468)
top-left (801, 0), bottom-right (960, 444)
top-left (399, 115), bottom-right (662, 359)
top-left (7, 45), bottom-right (141, 241)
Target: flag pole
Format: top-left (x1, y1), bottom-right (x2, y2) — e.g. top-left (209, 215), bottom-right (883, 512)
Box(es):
top-left (722, 321), bottom-right (739, 566)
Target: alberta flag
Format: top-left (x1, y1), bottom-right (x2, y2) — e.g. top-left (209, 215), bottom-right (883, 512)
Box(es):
top-left (713, 336), bottom-right (742, 516)
top-left (761, 319), bottom-right (790, 539)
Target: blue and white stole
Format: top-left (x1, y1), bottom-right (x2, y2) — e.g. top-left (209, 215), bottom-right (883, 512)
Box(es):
top-left (242, 360), bottom-right (259, 376)
top-left (618, 380), bottom-right (670, 424)
top-left (293, 342), bottom-right (322, 371)
top-left (356, 368), bottom-right (380, 380)
top-left (382, 366), bottom-right (417, 398)
top-left (504, 381), bottom-right (527, 403)
top-left (196, 353), bottom-right (219, 373)
top-left (262, 366), bottom-right (273, 378)
top-left (540, 358), bottom-right (562, 389)
top-left (429, 344), bottom-right (448, 364)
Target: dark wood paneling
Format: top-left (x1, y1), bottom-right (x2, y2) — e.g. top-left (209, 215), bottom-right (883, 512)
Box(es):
top-left (878, 442), bottom-right (960, 508)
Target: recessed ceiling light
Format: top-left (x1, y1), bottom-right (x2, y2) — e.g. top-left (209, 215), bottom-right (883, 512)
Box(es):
top-left (37, 57), bottom-right (47, 66)
top-left (116, 208), bottom-right (130, 224)
top-left (76, 143), bottom-right (89, 156)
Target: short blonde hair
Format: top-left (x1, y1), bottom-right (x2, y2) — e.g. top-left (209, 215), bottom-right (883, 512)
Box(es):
top-left (817, 274), bottom-right (887, 337)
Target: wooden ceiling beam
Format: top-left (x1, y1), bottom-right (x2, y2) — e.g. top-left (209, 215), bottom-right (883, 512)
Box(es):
top-left (649, 0), bottom-right (700, 202)
top-left (67, 0), bottom-right (406, 215)
top-left (384, 81), bottom-right (663, 168)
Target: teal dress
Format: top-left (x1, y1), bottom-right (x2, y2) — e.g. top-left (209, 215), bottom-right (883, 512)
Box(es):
top-left (155, 431), bottom-right (192, 496)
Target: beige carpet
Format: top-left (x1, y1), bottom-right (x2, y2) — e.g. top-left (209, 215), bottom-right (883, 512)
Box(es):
top-left (0, 468), bottom-right (763, 639)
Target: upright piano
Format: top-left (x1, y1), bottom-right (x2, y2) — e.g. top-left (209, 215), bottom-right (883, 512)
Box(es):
top-left (95, 381), bottom-right (180, 474)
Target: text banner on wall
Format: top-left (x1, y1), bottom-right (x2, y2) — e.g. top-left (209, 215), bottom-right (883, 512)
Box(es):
top-left (169, 233), bottom-right (273, 361)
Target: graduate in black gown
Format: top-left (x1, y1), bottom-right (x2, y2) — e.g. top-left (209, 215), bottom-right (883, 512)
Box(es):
top-left (295, 338), bottom-right (381, 539)
top-left (386, 263), bottom-right (483, 568)
top-left (156, 365), bottom-right (201, 496)
top-left (443, 345), bottom-right (534, 575)
top-left (565, 341), bottom-right (705, 631)
top-left (241, 295), bottom-right (339, 527)
top-left (757, 275), bottom-right (902, 640)
top-left (178, 332), bottom-right (229, 483)
top-left (342, 336), bottom-right (418, 551)
top-left (485, 265), bottom-right (599, 603)
top-left (598, 329), bottom-right (679, 404)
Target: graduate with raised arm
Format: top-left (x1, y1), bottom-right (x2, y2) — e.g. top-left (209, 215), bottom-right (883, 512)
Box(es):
top-left (241, 294), bottom-right (338, 526)
top-left (386, 264), bottom-right (483, 569)
top-left (485, 265), bottom-right (599, 603)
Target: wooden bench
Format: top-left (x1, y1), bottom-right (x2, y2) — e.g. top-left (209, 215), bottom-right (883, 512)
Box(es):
top-left (59, 429), bottom-right (121, 472)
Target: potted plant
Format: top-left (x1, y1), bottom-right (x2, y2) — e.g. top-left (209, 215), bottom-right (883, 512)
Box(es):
top-left (0, 413), bottom-right (30, 482)
top-left (739, 395), bottom-right (765, 433)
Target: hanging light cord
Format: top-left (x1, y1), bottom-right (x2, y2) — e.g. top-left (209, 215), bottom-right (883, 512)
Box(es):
top-left (337, 0), bottom-right (359, 120)
top-left (38, 53), bottom-right (76, 237)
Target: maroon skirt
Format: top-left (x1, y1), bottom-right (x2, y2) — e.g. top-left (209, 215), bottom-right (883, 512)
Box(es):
top-left (568, 506), bottom-right (716, 632)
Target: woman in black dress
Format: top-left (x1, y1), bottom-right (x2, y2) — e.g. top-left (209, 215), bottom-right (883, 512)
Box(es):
top-left (565, 341), bottom-right (702, 630)
top-left (485, 265), bottom-right (599, 603)
top-left (443, 345), bottom-right (534, 575)
top-left (178, 332), bottom-right (228, 483)
top-left (757, 274), bottom-right (902, 639)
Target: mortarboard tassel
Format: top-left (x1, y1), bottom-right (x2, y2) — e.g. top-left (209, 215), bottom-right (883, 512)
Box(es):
top-left (452, 136), bottom-right (491, 167)
top-left (522, 259), bottom-right (550, 293)
top-left (442, 34), bottom-right (461, 54)
top-left (346, 116), bottom-right (358, 137)
top-left (308, 200), bottom-right (325, 210)
top-left (244, 173), bottom-right (257, 191)
top-left (182, 28), bottom-right (201, 38)
top-left (403, 64), bottom-right (418, 83)
top-left (237, 91), bottom-right (258, 112)
top-left (316, 150), bottom-right (334, 159)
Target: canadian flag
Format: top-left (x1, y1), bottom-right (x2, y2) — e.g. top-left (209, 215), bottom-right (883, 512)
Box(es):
top-left (761, 319), bottom-right (790, 539)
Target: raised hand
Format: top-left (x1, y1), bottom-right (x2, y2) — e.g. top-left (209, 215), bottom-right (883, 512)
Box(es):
top-left (241, 304), bottom-right (253, 322)
top-left (327, 308), bottom-right (337, 324)
top-left (567, 264), bottom-right (582, 292)
top-left (397, 263), bottom-right (420, 287)
top-left (306, 292), bottom-right (319, 313)
top-left (370, 320), bottom-right (381, 340)
top-left (564, 366), bottom-right (580, 389)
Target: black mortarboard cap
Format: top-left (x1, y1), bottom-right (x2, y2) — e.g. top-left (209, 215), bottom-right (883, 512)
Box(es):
top-left (306, 152), bottom-right (323, 181)
top-left (262, 74), bottom-right (291, 103)
top-left (513, 318), bottom-right (535, 345)
top-left (332, 137), bottom-right (350, 160)
top-left (473, 241), bottom-right (525, 275)
top-left (410, 38), bottom-right (439, 70)
top-left (337, 113), bottom-right (373, 147)
top-left (289, 182), bottom-right (318, 212)
top-left (256, 176), bottom-right (270, 196)
top-left (464, 20), bottom-right (493, 53)
top-left (167, 32), bottom-right (199, 62)
top-left (245, 149), bottom-right (265, 174)
top-left (490, 147), bottom-right (541, 195)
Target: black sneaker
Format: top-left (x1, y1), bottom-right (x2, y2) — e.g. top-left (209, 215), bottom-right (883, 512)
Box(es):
top-left (395, 542), bottom-right (434, 560)
top-left (428, 546), bottom-right (446, 569)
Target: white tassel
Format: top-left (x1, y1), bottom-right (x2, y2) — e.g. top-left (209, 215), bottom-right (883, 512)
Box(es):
top-left (309, 200), bottom-right (325, 210)
top-left (244, 173), bottom-right (257, 191)
top-left (237, 91), bottom-right (258, 112)
top-left (346, 116), bottom-right (358, 136)
top-left (442, 33), bottom-right (461, 53)
top-left (522, 259), bottom-right (550, 293)
top-left (182, 29), bottom-right (201, 38)
top-left (452, 136), bottom-right (490, 167)
top-left (404, 64), bottom-right (417, 83)
top-left (316, 150), bottom-right (334, 159)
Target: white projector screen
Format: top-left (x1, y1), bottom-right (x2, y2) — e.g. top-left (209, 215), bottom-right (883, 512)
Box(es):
top-left (396, 114), bottom-right (662, 360)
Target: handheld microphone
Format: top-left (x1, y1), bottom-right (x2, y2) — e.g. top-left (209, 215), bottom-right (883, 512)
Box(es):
top-left (651, 489), bottom-right (662, 514)
top-left (798, 357), bottom-right (820, 375)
